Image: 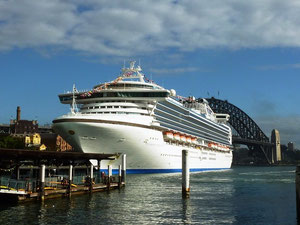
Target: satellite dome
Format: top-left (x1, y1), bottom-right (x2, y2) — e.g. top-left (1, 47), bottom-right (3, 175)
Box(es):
top-left (170, 89), bottom-right (176, 96)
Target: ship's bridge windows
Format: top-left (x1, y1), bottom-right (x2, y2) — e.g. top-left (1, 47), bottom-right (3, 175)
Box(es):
top-left (79, 91), bottom-right (169, 99)
top-left (81, 111), bottom-right (149, 116)
top-left (95, 83), bottom-right (156, 90)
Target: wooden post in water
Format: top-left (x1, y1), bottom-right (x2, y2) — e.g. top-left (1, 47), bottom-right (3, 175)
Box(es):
top-left (97, 160), bottom-right (101, 183)
top-left (90, 164), bottom-right (94, 192)
top-left (121, 154), bottom-right (126, 185)
top-left (118, 165), bottom-right (122, 189)
top-left (68, 164), bottom-right (73, 196)
top-left (296, 166), bottom-right (300, 221)
top-left (40, 164), bottom-right (46, 201)
top-left (182, 150), bottom-right (190, 198)
top-left (107, 165), bottom-right (112, 191)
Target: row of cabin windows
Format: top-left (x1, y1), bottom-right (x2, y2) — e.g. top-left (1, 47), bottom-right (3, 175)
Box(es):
top-left (94, 100), bottom-right (139, 103)
top-left (60, 91), bottom-right (167, 101)
top-left (100, 83), bottom-right (155, 89)
top-left (75, 91), bottom-right (169, 100)
top-left (81, 111), bottom-right (149, 116)
top-left (81, 106), bottom-right (147, 110)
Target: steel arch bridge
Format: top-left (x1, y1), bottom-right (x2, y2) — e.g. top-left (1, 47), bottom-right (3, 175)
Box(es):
top-left (206, 97), bottom-right (272, 163)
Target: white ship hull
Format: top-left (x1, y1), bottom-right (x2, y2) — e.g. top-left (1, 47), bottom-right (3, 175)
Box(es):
top-left (53, 62), bottom-right (233, 173)
top-left (53, 115), bottom-right (232, 173)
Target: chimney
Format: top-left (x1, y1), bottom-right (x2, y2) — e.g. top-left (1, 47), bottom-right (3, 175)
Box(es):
top-left (17, 106), bottom-right (21, 121)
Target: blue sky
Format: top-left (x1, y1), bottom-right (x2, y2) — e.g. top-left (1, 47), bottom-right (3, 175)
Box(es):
top-left (1, 0), bottom-right (300, 146)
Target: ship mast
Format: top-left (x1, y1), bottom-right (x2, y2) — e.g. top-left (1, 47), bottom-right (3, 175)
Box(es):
top-left (71, 84), bottom-right (78, 114)
top-left (121, 61), bottom-right (145, 82)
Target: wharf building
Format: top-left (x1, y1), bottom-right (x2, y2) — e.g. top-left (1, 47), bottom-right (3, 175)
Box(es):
top-left (2, 106), bottom-right (73, 151)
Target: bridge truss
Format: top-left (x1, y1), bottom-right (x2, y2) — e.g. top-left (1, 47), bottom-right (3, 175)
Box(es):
top-left (206, 97), bottom-right (272, 164)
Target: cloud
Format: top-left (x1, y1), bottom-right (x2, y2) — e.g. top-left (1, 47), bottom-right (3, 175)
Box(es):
top-left (251, 99), bottom-right (278, 116)
top-left (255, 115), bottom-right (300, 148)
top-left (2, 0), bottom-right (300, 56)
top-left (149, 67), bottom-right (201, 75)
top-left (256, 63), bottom-right (300, 70)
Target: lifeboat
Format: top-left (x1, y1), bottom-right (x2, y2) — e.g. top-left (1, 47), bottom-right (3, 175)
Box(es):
top-left (191, 137), bottom-right (197, 144)
top-left (180, 134), bottom-right (186, 142)
top-left (186, 136), bottom-right (192, 143)
top-left (208, 142), bottom-right (218, 149)
top-left (173, 133), bottom-right (180, 141)
top-left (163, 131), bottom-right (174, 140)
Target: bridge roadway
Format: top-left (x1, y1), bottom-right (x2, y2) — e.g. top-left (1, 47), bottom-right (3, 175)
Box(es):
top-left (232, 136), bottom-right (274, 147)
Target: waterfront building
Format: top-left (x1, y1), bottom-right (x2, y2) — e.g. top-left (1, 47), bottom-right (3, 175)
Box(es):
top-left (288, 142), bottom-right (295, 151)
top-left (10, 106), bottom-right (38, 136)
top-left (25, 133), bottom-right (42, 147)
top-left (4, 106), bottom-right (73, 151)
top-left (0, 124), bottom-right (10, 134)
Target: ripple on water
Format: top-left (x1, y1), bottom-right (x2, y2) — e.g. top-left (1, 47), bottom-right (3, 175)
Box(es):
top-left (0, 166), bottom-right (297, 225)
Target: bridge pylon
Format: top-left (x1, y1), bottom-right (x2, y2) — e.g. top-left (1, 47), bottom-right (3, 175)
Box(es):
top-left (271, 129), bottom-right (281, 163)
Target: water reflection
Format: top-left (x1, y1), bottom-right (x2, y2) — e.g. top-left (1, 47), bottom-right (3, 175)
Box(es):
top-left (181, 198), bottom-right (192, 224)
top-left (0, 167), bottom-right (297, 225)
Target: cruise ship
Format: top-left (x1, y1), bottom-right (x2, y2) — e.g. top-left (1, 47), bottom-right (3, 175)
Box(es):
top-left (52, 61), bottom-right (233, 173)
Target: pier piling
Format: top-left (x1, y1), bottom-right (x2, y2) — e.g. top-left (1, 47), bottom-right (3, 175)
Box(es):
top-left (16, 164), bottom-right (20, 180)
top-left (182, 150), bottom-right (190, 198)
top-left (68, 164), bottom-right (73, 196)
top-left (118, 165), bottom-right (122, 189)
top-left (121, 154), bottom-right (126, 184)
top-left (40, 164), bottom-right (46, 200)
top-left (107, 165), bottom-right (112, 190)
top-left (90, 165), bottom-right (94, 192)
top-left (97, 160), bottom-right (101, 183)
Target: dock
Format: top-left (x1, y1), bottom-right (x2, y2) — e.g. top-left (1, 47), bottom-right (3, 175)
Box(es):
top-left (0, 148), bottom-right (126, 202)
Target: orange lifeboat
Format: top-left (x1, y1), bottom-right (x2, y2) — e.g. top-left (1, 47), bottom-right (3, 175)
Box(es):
top-left (208, 142), bottom-right (218, 149)
top-left (191, 137), bottom-right (197, 144)
top-left (180, 134), bottom-right (186, 142)
top-left (173, 133), bottom-right (180, 141)
top-left (163, 131), bottom-right (174, 140)
top-left (186, 136), bottom-right (192, 143)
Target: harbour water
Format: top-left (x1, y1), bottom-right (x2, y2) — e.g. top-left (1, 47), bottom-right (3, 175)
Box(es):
top-left (0, 166), bottom-right (296, 225)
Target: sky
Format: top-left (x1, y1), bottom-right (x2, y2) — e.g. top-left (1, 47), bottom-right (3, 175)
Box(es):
top-left (1, 0), bottom-right (300, 146)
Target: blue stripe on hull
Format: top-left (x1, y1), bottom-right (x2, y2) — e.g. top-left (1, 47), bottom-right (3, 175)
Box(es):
top-left (99, 168), bottom-right (230, 175)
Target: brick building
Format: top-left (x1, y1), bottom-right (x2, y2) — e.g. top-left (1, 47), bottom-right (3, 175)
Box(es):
top-left (10, 106), bottom-right (38, 136)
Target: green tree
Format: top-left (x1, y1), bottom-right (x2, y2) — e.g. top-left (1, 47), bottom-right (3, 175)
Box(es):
top-left (0, 136), bottom-right (24, 149)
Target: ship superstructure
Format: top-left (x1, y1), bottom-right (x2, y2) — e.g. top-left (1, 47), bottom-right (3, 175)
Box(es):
top-left (53, 61), bottom-right (232, 173)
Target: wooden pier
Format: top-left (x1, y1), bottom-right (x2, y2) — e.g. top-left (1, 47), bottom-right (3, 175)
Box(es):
top-left (0, 148), bottom-right (126, 202)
